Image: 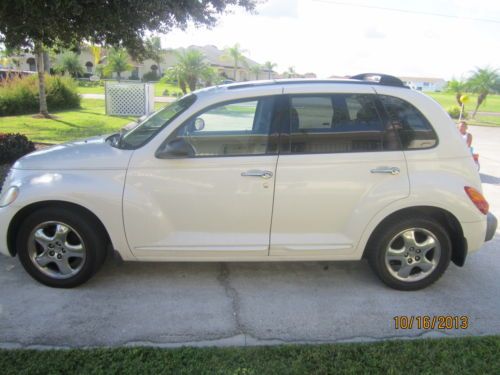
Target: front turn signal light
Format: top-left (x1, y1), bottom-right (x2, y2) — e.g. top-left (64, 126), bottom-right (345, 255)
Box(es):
top-left (0, 186), bottom-right (19, 208)
top-left (464, 186), bottom-right (489, 215)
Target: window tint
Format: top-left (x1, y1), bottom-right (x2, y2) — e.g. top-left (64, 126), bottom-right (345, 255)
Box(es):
top-left (379, 95), bottom-right (437, 149)
top-left (288, 94), bottom-right (394, 154)
top-left (170, 97), bottom-right (277, 157)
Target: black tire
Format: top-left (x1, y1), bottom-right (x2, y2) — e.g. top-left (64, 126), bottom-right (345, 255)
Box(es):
top-left (367, 216), bottom-right (451, 291)
top-left (16, 207), bottom-right (107, 288)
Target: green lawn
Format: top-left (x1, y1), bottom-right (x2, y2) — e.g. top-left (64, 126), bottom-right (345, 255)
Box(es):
top-left (1, 336), bottom-right (499, 374)
top-left (0, 99), bottom-right (136, 143)
top-left (154, 82), bottom-right (183, 97)
top-left (427, 92), bottom-right (500, 113)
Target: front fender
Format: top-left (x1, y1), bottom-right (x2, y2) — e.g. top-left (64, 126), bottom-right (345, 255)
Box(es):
top-left (4, 169), bottom-right (134, 260)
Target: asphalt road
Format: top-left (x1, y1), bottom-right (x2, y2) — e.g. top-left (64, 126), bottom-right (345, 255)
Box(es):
top-left (0, 126), bottom-right (499, 349)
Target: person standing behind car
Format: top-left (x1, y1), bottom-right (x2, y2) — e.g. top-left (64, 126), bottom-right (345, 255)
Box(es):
top-left (458, 121), bottom-right (473, 149)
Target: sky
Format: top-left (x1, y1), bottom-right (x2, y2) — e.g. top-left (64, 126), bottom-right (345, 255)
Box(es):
top-left (159, 0), bottom-right (500, 79)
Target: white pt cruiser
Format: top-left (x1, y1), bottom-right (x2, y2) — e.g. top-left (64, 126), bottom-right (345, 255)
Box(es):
top-left (0, 74), bottom-right (497, 290)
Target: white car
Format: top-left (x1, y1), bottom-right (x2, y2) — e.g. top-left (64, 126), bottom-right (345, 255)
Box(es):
top-left (0, 74), bottom-right (497, 290)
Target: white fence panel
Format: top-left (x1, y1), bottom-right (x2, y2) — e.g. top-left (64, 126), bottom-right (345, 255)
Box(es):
top-left (105, 82), bottom-right (155, 116)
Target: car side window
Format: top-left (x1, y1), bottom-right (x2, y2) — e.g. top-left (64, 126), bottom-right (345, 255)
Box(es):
top-left (170, 97), bottom-right (277, 157)
top-left (378, 95), bottom-right (438, 150)
top-left (287, 94), bottom-right (396, 154)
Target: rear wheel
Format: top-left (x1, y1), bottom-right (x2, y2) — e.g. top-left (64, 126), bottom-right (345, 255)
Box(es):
top-left (367, 217), bottom-right (451, 291)
top-left (17, 207), bottom-right (107, 288)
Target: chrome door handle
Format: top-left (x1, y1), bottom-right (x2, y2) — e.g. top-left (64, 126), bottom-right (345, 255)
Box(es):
top-left (370, 166), bottom-right (400, 175)
top-left (241, 170), bottom-right (273, 179)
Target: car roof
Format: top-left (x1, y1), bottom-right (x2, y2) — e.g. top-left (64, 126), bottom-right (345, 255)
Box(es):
top-left (193, 74), bottom-right (408, 98)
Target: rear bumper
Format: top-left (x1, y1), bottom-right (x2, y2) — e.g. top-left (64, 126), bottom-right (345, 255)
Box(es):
top-left (485, 212), bottom-right (498, 242)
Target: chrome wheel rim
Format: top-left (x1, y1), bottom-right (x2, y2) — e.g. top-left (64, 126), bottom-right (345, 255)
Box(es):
top-left (27, 221), bottom-right (86, 279)
top-left (384, 228), bottom-right (441, 282)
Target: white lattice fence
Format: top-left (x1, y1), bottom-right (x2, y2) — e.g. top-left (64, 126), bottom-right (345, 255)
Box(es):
top-left (105, 82), bottom-right (154, 116)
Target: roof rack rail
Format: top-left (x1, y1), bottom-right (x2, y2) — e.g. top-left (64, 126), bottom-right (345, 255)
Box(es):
top-left (350, 73), bottom-right (407, 88)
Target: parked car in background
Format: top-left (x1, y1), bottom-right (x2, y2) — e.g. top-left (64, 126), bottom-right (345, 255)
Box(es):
top-left (0, 74), bottom-right (496, 289)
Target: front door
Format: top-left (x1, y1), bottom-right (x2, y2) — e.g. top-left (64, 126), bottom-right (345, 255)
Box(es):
top-left (124, 95), bottom-right (280, 259)
top-left (270, 91), bottom-right (410, 257)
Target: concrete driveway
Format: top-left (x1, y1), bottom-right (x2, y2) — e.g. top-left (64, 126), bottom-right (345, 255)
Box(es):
top-left (1, 126), bottom-right (499, 349)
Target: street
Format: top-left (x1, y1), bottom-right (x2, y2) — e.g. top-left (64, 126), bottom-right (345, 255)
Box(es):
top-left (0, 125), bottom-right (498, 348)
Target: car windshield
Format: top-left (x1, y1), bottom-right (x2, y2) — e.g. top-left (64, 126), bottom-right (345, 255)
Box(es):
top-left (117, 94), bottom-right (197, 149)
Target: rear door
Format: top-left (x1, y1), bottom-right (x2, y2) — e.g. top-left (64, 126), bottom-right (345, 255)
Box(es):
top-left (270, 87), bottom-right (410, 257)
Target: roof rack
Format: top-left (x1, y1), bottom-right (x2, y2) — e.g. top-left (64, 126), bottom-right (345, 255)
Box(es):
top-left (350, 73), bottom-right (408, 88)
top-left (224, 74), bottom-right (408, 90)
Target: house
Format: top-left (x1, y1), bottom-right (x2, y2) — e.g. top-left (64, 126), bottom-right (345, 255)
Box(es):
top-left (1, 45), bottom-right (277, 82)
top-left (398, 76), bottom-right (447, 92)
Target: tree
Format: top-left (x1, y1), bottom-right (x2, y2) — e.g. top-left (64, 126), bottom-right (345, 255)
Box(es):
top-left (467, 67), bottom-right (500, 118)
top-left (249, 64), bottom-right (261, 80)
top-left (201, 66), bottom-right (220, 87)
top-left (55, 51), bottom-right (84, 77)
top-left (0, 46), bottom-right (21, 70)
top-left (173, 49), bottom-right (211, 92)
top-left (103, 48), bottom-right (132, 81)
top-left (223, 43), bottom-right (247, 80)
top-left (285, 66), bottom-right (297, 78)
top-left (88, 44), bottom-right (102, 75)
top-left (263, 61), bottom-right (277, 79)
top-left (445, 78), bottom-right (467, 107)
top-left (0, 0), bottom-right (256, 117)
top-left (144, 36), bottom-right (164, 76)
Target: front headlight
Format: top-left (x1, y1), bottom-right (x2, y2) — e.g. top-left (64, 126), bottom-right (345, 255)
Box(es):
top-left (0, 186), bottom-right (19, 207)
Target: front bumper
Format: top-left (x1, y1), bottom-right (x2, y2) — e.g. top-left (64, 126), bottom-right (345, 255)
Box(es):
top-left (485, 212), bottom-right (498, 242)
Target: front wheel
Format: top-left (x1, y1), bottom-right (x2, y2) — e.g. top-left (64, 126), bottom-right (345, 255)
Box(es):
top-left (17, 207), bottom-right (107, 288)
top-left (367, 217), bottom-right (452, 291)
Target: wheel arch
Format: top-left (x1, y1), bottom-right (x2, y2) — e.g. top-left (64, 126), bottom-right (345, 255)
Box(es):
top-left (362, 206), bottom-right (467, 267)
top-left (7, 200), bottom-right (113, 257)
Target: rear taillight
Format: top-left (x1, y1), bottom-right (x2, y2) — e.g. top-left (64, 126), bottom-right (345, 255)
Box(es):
top-left (464, 186), bottom-right (489, 215)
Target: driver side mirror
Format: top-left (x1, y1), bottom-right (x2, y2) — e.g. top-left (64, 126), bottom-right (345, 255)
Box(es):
top-left (155, 137), bottom-right (195, 159)
top-left (194, 117), bottom-right (205, 131)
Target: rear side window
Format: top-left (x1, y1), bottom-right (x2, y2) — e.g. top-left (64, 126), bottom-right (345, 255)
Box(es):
top-left (287, 94), bottom-right (398, 154)
top-left (378, 95), bottom-right (437, 149)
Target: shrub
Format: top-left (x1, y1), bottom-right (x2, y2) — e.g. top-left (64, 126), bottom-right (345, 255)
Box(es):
top-left (0, 75), bottom-right (81, 116)
top-left (447, 105), bottom-right (468, 119)
top-left (0, 133), bottom-right (36, 164)
top-left (142, 70), bottom-right (159, 82)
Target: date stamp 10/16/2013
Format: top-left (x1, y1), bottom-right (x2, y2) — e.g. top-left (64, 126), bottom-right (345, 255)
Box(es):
top-left (393, 315), bottom-right (469, 330)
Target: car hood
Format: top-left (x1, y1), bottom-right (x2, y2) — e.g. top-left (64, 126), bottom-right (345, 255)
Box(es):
top-left (13, 135), bottom-right (133, 170)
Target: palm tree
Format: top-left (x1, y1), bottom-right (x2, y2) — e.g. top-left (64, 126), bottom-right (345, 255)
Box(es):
top-left (173, 49), bottom-right (210, 92)
top-left (55, 51), bottom-right (84, 77)
top-left (144, 36), bottom-right (164, 76)
top-left (201, 66), bottom-right (219, 87)
top-left (0, 47), bottom-right (21, 70)
top-left (285, 66), bottom-right (296, 78)
top-left (103, 47), bottom-right (132, 81)
top-left (467, 67), bottom-right (499, 118)
top-left (249, 64), bottom-right (261, 80)
top-left (445, 78), bottom-right (467, 107)
top-left (223, 43), bottom-right (247, 80)
top-left (89, 44), bottom-right (102, 75)
top-left (263, 61), bottom-right (277, 79)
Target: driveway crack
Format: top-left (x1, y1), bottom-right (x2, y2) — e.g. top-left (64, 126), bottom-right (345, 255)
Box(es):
top-left (217, 263), bottom-right (245, 342)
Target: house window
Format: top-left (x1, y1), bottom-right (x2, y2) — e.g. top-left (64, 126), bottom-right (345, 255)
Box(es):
top-left (27, 57), bottom-right (36, 72)
top-left (85, 62), bottom-right (93, 74)
top-left (423, 82), bottom-right (430, 87)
